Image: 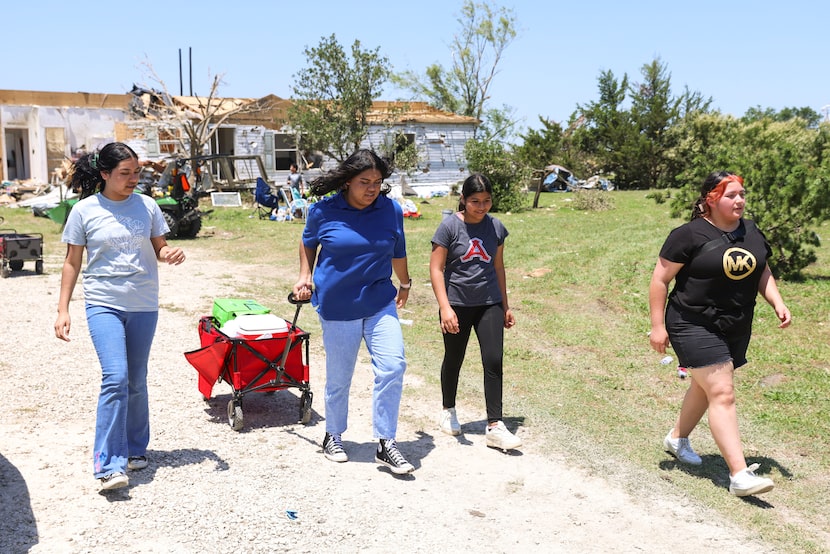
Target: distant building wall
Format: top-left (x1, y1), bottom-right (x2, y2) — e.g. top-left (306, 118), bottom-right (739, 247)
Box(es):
top-left (1, 103), bottom-right (126, 182)
top-left (1, 90), bottom-right (475, 190)
top-left (362, 123), bottom-right (473, 188)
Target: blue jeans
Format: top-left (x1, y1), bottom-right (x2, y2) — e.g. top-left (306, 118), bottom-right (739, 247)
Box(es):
top-left (318, 301), bottom-right (406, 440)
top-left (86, 304), bottom-right (158, 478)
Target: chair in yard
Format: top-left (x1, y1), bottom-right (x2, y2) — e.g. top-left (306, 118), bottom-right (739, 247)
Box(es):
top-left (280, 186), bottom-right (309, 221)
top-left (253, 177), bottom-right (280, 219)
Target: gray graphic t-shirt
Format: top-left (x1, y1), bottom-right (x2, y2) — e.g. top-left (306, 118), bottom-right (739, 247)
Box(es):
top-left (431, 213), bottom-right (507, 307)
top-left (62, 193), bottom-right (169, 311)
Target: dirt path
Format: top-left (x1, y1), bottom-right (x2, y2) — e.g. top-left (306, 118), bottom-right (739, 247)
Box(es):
top-left (0, 244), bottom-right (777, 553)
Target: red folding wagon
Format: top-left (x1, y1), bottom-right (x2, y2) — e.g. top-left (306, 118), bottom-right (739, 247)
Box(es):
top-left (184, 294), bottom-right (313, 431)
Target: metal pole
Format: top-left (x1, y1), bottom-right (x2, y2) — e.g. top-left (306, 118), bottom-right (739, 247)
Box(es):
top-left (178, 49), bottom-right (183, 96)
top-left (189, 47), bottom-right (193, 96)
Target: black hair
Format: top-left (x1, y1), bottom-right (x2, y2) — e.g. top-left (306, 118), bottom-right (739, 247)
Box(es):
top-left (309, 149), bottom-right (392, 197)
top-left (458, 173), bottom-right (493, 211)
top-left (690, 170), bottom-right (738, 221)
top-left (68, 142), bottom-right (139, 199)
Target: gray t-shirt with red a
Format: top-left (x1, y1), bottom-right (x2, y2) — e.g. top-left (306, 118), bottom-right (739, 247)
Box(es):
top-left (431, 213), bottom-right (508, 307)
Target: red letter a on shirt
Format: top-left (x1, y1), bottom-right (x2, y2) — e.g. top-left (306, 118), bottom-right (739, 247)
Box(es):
top-left (460, 238), bottom-right (491, 262)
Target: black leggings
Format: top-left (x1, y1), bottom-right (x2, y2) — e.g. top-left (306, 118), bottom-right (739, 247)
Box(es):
top-left (440, 303), bottom-right (504, 423)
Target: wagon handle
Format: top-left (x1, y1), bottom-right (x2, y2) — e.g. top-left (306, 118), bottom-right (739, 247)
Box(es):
top-left (284, 292), bottom-right (310, 341)
top-left (287, 292), bottom-right (311, 305)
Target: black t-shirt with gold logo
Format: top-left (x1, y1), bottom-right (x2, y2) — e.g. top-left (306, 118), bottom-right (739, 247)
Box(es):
top-left (659, 217), bottom-right (771, 333)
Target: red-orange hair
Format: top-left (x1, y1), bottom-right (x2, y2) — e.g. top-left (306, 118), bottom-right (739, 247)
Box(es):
top-left (692, 172), bottom-right (744, 220)
top-left (706, 174), bottom-right (744, 203)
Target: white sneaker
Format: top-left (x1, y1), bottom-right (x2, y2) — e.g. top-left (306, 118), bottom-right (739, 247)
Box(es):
top-left (663, 429), bottom-right (702, 465)
top-left (485, 421), bottom-right (522, 451)
top-left (439, 408), bottom-right (461, 436)
top-left (729, 463), bottom-right (774, 497)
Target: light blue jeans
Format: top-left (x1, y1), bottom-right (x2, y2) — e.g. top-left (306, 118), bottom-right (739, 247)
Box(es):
top-left (86, 304), bottom-right (158, 478)
top-left (319, 301), bottom-right (406, 440)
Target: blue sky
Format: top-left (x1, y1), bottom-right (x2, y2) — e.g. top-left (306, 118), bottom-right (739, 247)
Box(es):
top-left (4, 0), bottom-right (828, 134)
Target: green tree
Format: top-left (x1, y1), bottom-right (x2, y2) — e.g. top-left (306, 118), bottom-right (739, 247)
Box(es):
top-left (627, 58), bottom-right (682, 189)
top-left (573, 58), bottom-right (712, 189)
top-left (392, 0), bottom-right (518, 140)
top-left (514, 116), bottom-right (592, 207)
top-left (572, 69), bottom-right (635, 186)
top-left (742, 105), bottom-right (822, 128)
top-left (463, 139), bottom-right (528, 212)
top-left (514, 117), bottom-right (565, 170)
top-left (288, 34), bottom-right (391, 162)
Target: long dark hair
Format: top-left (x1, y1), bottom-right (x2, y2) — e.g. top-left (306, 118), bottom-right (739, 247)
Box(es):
top-left (309, 149), bottom-right (392, 196)
top-left (68, 142), bottom-right (139, 199)
top-left (458, 173), bottom-right (493, 211)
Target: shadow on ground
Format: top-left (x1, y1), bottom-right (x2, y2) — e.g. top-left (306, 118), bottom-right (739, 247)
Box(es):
top-left (0, 452), bottom-right (38, 551)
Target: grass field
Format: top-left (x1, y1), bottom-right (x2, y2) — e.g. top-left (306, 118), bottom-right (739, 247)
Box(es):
top-left (4, 189), bottom-right (828, 551)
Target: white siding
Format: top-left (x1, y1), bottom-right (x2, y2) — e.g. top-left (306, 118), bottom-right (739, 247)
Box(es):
top-left (362, 123), bottom-right (473, 186)
top-left (1, 105), bottom-right (125, 182)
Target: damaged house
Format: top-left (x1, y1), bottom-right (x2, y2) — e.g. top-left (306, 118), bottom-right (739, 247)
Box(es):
top-left (1, 87), bottom-right (478, 197)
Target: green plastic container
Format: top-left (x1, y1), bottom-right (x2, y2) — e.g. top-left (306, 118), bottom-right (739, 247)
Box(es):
top-left (212, 298), bottom-right (270, 327)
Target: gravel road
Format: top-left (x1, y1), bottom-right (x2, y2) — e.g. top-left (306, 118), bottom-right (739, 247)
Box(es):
top-left (0, 243), bottom-right (777, 553)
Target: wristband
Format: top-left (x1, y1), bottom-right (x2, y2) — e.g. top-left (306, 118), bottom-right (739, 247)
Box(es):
top-left (399, 280), bottom-right (412, 290)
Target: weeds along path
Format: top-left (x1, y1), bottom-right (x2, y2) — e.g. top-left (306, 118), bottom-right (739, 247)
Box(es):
top-left (0, 243), bottom-right (777, 553)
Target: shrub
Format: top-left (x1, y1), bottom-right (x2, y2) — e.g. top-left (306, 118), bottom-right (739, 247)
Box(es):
top-left (645, 190), bottom-right (666, 204)
top-left (571, 190), bottom-right (615, 211)
top-left (463, 139), bottom-right (529, 212)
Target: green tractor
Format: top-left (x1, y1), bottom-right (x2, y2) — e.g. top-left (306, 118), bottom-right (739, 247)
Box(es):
top-left (149, 154), bottom-right (271, 238)
top-left (150, 157), bottom-right (204, 239)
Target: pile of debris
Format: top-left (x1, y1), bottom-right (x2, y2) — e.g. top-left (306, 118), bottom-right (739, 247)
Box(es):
top-left (0, 179), bottom-right (54, 208)
top-left (0, 158), bottom-right (170, 216)
top-left (1, 180), bottom-right (77, 217)
top-left (1, 157), bottom-right (75, 212)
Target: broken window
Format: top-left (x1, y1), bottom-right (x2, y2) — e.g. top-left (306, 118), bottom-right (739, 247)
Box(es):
top-left (272, 132), bottom-right (298, 171)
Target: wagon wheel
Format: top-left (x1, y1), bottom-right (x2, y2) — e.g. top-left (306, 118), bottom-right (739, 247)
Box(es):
top-left (227, 399), bottom-right (244, 431)
top-left (299, 390), bottom-right (313, 424)
top-left (9, 259), bottom-right (23, 271)
top-left (35, 260), bottom-right (43, 274)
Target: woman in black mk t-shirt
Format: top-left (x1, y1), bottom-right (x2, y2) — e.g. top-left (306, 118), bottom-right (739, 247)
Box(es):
top-left (649, 171), bottom-right (791, 497)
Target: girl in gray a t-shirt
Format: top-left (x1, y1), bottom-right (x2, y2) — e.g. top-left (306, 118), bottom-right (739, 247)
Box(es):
top-left (429, 173), bottom-right (521, 452)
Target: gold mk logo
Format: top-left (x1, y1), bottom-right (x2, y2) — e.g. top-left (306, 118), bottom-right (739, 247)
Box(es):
top-left (722, 247), bottom-right (757, 280)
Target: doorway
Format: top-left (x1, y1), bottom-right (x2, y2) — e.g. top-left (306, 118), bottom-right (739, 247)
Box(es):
top-left (5, 129), bottom-right (29, 181)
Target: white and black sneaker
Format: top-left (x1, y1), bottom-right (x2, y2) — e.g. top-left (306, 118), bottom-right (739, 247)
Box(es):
top-left (100, 472), bottom-right (129, 491)
top-left (375, 439), bottom-right (414, 474)
top-left (322, 432), bottom-right (348, 463)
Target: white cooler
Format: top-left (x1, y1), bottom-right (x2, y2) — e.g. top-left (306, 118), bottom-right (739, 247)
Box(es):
top-left (220, 314), bottom-right (288, 340)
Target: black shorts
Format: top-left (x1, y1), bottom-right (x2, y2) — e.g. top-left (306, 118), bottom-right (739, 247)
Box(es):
top-left (665, 303), bottom-right (751, 369)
